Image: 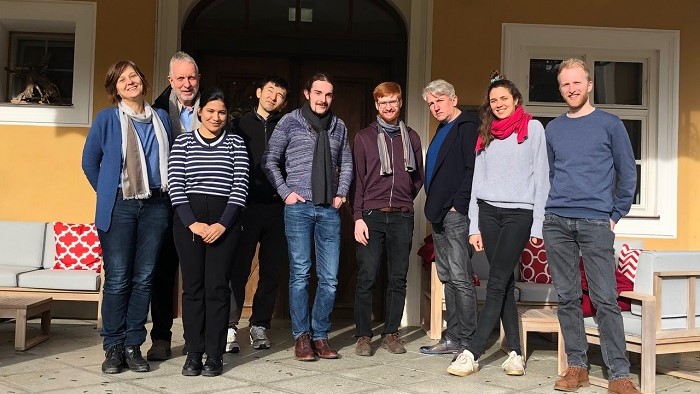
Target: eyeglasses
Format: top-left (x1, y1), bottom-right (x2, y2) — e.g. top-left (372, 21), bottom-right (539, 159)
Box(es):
top-left (377, 99), bottom-right (400, 109)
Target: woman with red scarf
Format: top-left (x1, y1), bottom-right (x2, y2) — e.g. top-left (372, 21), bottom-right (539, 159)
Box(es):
top-left (447, 72), bottom-right (549, 377)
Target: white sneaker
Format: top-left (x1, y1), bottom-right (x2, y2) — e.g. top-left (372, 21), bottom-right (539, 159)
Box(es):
top-left (447, 349), bottom-right (479, 376)
top-left (225, 327), bottom-right (240, 353)
top-left (501, 351), bottom-right (525, 376)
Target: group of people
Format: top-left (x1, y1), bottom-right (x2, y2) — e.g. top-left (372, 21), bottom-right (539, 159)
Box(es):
top-left (81, 51), bottom-right (640, 393)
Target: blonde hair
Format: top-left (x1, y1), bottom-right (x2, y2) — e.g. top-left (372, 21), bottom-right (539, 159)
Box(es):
top-left (558, 58), bottom-right (591, 82)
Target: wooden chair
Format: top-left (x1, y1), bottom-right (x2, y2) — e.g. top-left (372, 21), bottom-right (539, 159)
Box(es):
top-left (558, 251), bottom-right (700, 394)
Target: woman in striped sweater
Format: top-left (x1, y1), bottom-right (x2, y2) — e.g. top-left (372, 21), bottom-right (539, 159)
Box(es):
top-left (168, 87), bottom-right (249, 377)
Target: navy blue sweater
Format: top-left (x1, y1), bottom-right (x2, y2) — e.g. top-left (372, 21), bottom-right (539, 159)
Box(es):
top-left (545, 109), bottom-right (637, 222)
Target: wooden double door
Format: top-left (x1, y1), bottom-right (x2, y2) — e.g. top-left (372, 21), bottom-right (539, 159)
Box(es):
top-left (198, 54), bottom-right (392, 320)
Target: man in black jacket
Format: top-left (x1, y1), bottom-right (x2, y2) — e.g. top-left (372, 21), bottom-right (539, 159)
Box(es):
top-left (227, 76), bottom-right (289, 352)
top-left (147, 51), bottom-right (201, 361)
top-left (419, 79), bottom-right (479, 355)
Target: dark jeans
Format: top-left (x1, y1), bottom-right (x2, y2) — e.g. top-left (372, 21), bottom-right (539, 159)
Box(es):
top-left (354, 209), bottom-right (414, 337)
top-left (543, 213), bottom-right (630, 380)
top-left (149, 226), bottom-right (179, 342)
top-left (431, 210), bottom-right (477, 346)
top-left (229, 202), bottom-right (287, 329)
top-left (174, 194), bottom-right (241, 357)
top-left (466, 202), bottom-right (532, 358)
top-left (98, 191), bottom-right (170, 350)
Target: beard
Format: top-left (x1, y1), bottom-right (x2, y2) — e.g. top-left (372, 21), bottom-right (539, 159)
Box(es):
top-left (565, 89), bottom-right (590, 111)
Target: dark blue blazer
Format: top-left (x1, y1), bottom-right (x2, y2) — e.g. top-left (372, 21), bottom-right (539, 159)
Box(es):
top-left (424, 110), bottom-right (480, 224)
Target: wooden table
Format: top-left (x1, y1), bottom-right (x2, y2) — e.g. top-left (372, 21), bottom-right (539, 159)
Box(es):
top-left (0, 295), bottom-right (51, 351)
top-left (518, 306), bottom-right (567, 375)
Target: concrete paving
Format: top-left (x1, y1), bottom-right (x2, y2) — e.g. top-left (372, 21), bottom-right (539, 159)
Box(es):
top-left (0, 318), bottom-right (698, 393)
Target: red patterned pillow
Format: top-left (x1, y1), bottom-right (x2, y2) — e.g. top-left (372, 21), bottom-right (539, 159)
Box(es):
top-left (519, 239), bottom-right (552, 284)
top-left (617, 243), bottom-right (641, 283)
top-left (53, 222), bottom-right (102, 272)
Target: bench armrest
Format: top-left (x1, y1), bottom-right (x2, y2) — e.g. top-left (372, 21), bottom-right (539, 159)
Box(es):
top-left (619, 290), bottom-right (655, 303)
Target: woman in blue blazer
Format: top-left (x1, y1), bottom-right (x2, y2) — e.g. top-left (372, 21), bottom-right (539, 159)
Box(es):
top-left (82, 60), bottom-right (172, 375)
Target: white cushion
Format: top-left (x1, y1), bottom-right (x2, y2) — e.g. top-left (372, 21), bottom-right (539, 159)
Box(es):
top-left (0, 265), bottom-right (39, 287)
top-left (514, 281), bottom-right (558, 303)
top-left (474, 280), bottom-right (521, 303)
top-left (18, 269), bottom-right (101, 291)
top-left (0, 221), bottom-right (46, 268)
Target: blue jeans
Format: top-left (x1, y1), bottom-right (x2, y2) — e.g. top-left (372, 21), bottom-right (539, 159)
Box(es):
top-left (354, 209), bottom-right (414, 337)
top-left (543, 213), bottom-right (630, 380)
top-left (431, 210), bottom-right (477, 346)
top-left (98, 191), bottom-right (170, 350)
top-left (284, 202), bottom-right (340, 340)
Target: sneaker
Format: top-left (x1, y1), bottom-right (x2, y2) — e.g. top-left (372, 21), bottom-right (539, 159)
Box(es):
top-left (608, 378), bottom-right (641, 394)
top-left (249, 325), bottom-right (271, 349)
top-left (447, 349), bottom-right (479, 377)
top-left (381, 332), bottom-right (406, 354)
top-left (554, 366), bottom-right (589, 392)
top-left (501, 351), bottom-right (525, 376)
top-left (355, 336), bottom-right (372, 356)
top-left (225, 327), bottom-right (240, 353)
top-left (146, 339), bottom-right (172, 361)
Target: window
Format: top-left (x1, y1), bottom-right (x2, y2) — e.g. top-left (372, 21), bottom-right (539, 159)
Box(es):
top-left (503, 24), bottom-right (679, 238)
top-left (0, 1), bottom-right (96, 126)
top-left (7, 32), bottom-right (75, 105)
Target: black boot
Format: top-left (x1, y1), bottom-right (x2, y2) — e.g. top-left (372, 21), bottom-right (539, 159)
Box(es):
top-left (101, 344), bottom-right (125, 374)
top-left (124, 345), bottom-right (150, 372)
top-left (202, 354), bottom-right (223, 377)
top-left (182, 352), bottom-right (204, 376)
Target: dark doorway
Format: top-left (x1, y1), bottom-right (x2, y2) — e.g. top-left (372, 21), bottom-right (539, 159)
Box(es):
top-left (182, 0), bottom-right (408, 320)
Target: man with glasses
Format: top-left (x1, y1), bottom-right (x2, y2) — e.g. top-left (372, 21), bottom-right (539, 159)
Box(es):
top-left (351, 82), bottom-right (424, 356)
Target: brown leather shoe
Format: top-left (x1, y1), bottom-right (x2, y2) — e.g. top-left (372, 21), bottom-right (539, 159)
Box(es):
top-left (294, 333), bottom-right (316, 361)
top-left (355, 336), bottom-right (372, 356)
top-left (554, 366), bottom-right (590, 392)
top-left (381, 332), bottom-right (406, 354)
top-left (312, 338), bottom-right (340, 359)
top-left (608, 378), bottom-right (641, 394)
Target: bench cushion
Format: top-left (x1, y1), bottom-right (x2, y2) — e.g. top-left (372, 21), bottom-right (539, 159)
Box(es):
top-left (475, 280), bottom-right (521, 302)
top-left (18, 269), bottom-right (101, 291)
top-left (0, 266), bottom-right (39, 287)
top-left (514, 281), bottom-right (558, 303)
top-left (585, 311), bottom-right (700, 334)
top-left (632, 251), bottom-right (700, 319)
top-left (0, 221), bottom-right (46, 268)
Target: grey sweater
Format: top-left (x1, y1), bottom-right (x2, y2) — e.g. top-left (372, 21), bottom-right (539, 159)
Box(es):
top-left (262, 108), bottom-right (353, 201)
top-left (468, 120), bottom-right (550, 238)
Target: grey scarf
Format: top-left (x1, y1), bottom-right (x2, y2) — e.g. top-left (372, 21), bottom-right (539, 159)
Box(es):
top-left (301, 102), bottom-right (334, 205)
top-left (376, 115), bottom-right (417, 176)
top-left (118, 101), bottom-right (169, 199)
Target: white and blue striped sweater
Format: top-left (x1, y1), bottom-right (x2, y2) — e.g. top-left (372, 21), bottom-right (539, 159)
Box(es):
top-left (168, 129), bottom-right (249, 227)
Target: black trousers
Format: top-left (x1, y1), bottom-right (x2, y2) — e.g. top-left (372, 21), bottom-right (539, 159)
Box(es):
top-left (229, 202), bottom-right (287, 329)
top-left (173, 194), bottom-right (240, 357)
top-left (150, 224), bottom-right (178, 342)
top-left (354, 210), bottom-right (414, 337)
top-left (466, 201), bottom-right (532, 358)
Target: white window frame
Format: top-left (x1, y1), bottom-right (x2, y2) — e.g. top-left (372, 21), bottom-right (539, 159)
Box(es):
top-left (502, 24), bottom-right (679, 238)
top-left (0, 0), bottom-right (96, 126)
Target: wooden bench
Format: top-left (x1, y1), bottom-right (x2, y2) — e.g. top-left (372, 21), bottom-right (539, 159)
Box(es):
top-left (0, 295), bottom-right (51, 350)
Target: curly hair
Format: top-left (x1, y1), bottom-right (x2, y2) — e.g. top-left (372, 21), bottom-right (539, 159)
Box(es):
top-left (476, 70), bottom-right (523, 149)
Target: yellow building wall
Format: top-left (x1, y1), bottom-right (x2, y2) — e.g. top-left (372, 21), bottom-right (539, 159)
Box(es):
top-left (431, 0), bottom-right (700, 250)
top-left (0, 0), bottom-right (158, 224)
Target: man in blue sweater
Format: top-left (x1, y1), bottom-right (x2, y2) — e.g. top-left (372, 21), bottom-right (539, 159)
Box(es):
top-left (263, 73), bottom-right (353, 361)
top-left (544, 59), bottom-right (639, 394)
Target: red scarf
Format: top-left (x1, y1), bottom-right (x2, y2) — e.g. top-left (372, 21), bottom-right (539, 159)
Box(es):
top-left (475, 106), bottom-right (533, 152)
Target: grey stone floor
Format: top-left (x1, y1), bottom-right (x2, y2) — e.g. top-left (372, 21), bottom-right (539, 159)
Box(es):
top-left (0, 318), bottom-right (698, 393)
